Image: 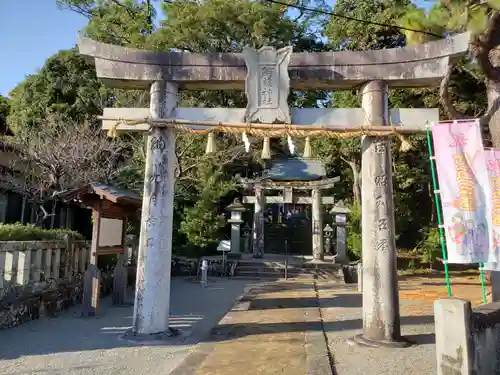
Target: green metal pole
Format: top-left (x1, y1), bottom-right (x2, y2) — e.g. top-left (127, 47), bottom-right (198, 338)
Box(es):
top-left (479, 264), bottom-right (488, 304)
top-left (425, 124), bottom-right (452, 296)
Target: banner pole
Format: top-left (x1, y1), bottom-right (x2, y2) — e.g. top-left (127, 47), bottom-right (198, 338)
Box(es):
top-left (426, 123), bottom-right (452, 296)
top-left (479, 263), bottom-right (488, 304)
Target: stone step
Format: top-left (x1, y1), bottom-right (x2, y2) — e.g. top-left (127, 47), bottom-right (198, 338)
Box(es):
top-left (235, 265), bottom-right (304, 272)
top-left (229, 275), bottom-right (265, 280)
top-left (235, 267), bottom-right (315, 275)
top-left (237, 261), bottom-right (303, 268)
top-left (237, 270), bottom-right (284, 276)
top-left (235, 270), bottom-right (312, 280)
top-left (234, 261), bottom-right (349, 282)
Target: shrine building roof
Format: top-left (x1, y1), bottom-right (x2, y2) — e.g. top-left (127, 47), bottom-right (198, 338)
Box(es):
top-left (267, 158), bottom-right (326, 181)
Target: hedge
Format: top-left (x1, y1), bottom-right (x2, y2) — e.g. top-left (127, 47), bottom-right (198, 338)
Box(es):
top-left (0, 223), bottom-right (84, 241)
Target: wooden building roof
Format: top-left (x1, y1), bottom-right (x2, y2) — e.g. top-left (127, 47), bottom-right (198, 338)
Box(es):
top-left (56, 183), bottom-right (142, 212)
top-left (266, 158), bottom-right (326, 181)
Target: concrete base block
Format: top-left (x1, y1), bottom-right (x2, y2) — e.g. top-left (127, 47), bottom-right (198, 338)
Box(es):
top-left (347, 334), bottom-right (413, 349)
top-left (434, 297), bottom-right (473, 375)
top-left (120, 327), bottom-right (180, 344)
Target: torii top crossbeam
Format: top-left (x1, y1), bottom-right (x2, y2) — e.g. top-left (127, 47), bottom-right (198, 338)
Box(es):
top-left (78, 33), bottom-right (470, 90)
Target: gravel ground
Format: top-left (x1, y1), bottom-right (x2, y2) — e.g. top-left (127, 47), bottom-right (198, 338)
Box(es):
top-left (316, 282), bottom-right (436, 375)
top-left (0, 278), bottom-right (251, 375)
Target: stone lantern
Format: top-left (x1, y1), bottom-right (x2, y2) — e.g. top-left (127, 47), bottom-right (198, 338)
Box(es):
top-left (226, 198), bottom-right (246, 254)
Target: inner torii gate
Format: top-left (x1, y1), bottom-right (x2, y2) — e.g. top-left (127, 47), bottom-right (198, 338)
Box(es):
top-left (78, 32), bottom-right (469, 347)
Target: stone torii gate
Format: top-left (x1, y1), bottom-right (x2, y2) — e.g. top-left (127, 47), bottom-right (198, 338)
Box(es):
top-left (241, 173), bottom-right (340, 260)
top-left (78, 33), bottom-right (469, 347)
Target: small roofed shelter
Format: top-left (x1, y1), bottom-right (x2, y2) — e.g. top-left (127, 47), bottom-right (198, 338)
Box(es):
top-left (241, 158), bottom-right (340, 260)
top-left (57, 183), bottom-right (141, 315)
top-left (57, 183), bottom-right (142, 265)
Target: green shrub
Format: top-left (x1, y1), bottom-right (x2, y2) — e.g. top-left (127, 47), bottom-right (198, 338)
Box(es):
top-left (418, 227), bottom-right (441, 266)
top-left (0, 223), bottom-right (84, 241)
top-left (347, 201), bottom-right (362, 260)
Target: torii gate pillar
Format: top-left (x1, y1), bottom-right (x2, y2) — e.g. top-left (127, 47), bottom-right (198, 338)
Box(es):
top-left (350, 81), bottom-right (409, 347)
top-left (131, 81), bottom-right (177, 337)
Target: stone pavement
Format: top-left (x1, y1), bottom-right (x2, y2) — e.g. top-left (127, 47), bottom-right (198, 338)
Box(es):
top-left (170, 279), bottom-right (330, 375)
top-left (0, 278), bottom-right (250, 375)
top-left (0, 272), bottom-right (489, 375)
top-left (318, 271), bottom-right (490, 375)
top-left (170, 272), bottom-right (490, 375)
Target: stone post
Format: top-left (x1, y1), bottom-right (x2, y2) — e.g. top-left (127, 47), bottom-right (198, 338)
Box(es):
top-left (112, 217), bottom-right (129, 306)
top-left (491, 271), bottom-right (500, 301)
top-left (434, 298), bottom-right (473, 375)
top-left (0, 251), bottom-right (5, 294)
top-left (131, 80), bottom-right (177, 337)
top-left (351, 80), bottom-right (408, 347)
top-left (312, 188), bottom-right (324, 261)
top-left (242, 223), bottom-right (251, 254)
top-left (252, 186), bottom-right (265, 258)
top-left (81, 208), bottom-right (101, 317)
top-left (335, 213), bottom-right (348, 263)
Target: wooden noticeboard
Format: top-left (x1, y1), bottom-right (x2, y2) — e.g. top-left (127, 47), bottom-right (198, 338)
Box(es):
top-left (57, 183), bottom-right (141, 264)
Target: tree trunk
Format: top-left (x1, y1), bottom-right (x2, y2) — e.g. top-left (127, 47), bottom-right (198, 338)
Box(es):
top-left (487, 79), bottom-right (500, 147)
top-left (429, 181), bottom-right (436, 224)
top-left (341, 157), bottom-right (361, 203)
top-left (352, 171), bottom-right (361, 204)
top-left (50, 200), bottom-right (57, 229)
top-left (352, 165), bottom-right (361, 204)
top-left (484, 79), bottom-right (499, 284)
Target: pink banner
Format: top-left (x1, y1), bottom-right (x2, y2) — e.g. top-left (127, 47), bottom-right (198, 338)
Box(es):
top-left (432, 120), bottom-right (493, 263)
top-left (482, 149), bottom-right (500, 270)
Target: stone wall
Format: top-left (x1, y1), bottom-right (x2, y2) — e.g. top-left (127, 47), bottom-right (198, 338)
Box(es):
top-left (0, 240), bottom-right (91, 330)
top-left (434, 297), bottom-right (500, 375)
top-left (0, 276), bottom-right (84, 330)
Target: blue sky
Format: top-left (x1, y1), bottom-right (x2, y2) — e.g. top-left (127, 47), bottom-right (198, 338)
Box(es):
top-left (0, 0), bottom-right (434, 97)
top-left (0, 1), bottom-right (88, 96)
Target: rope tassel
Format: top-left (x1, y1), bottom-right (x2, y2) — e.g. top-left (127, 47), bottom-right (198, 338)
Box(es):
top-left (242, 132), bottom-right (251, 152)
top-left (261, 137), bottom-right (271, 160)
top-left (287, 135), bottom-right (295, 155)
top-left (205, 132), bottom-right (217, 154)
top-left (398, 134), bottom-right (412, 152)
top-left (303, 136), bottom-right (311, 158)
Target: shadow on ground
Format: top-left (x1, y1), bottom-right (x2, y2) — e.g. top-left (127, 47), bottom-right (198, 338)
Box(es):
top-left (0, 278), bottom-right (250, 360)
top-left (247, 293), bottom-right (362, 310)
top-left (0, 279), bottom-right (437, 363)
top-left (209, 314), bottom-right (434, 343)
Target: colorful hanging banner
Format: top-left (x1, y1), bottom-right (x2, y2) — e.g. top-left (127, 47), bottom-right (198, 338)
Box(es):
top-left (432, 120), bottom-right (493, 263)
top-left (483, 149), bottom-right (500, 270)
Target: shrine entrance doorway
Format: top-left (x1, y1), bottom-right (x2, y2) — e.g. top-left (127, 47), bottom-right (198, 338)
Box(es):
top-left (264, 203), bottom-right (312, 255)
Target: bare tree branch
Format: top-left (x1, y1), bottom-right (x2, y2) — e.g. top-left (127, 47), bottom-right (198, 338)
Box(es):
top-left (57, 2), bottom-right (93, 19)
top-left (109, 0), bottom-right (137, 18)
top-left (10, 117), bottom-right (128, 203)
top-left (439, 62), bottom-right (468, 120)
